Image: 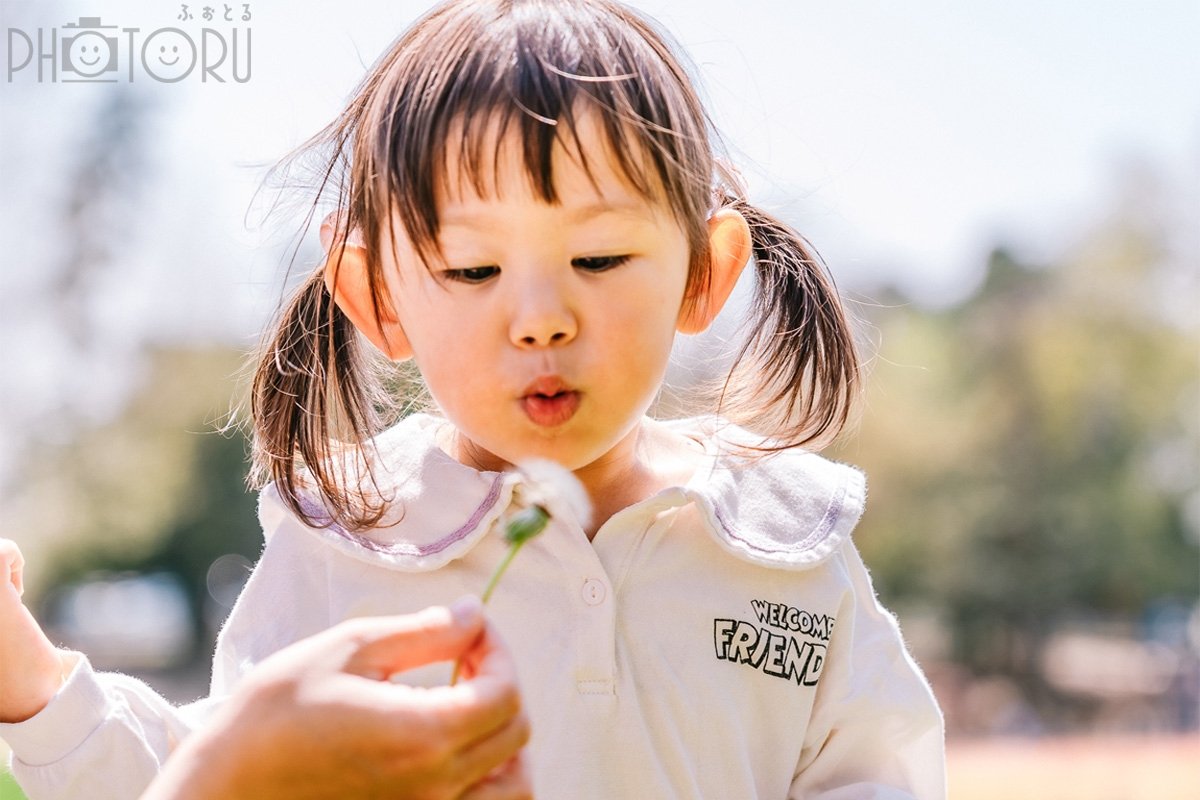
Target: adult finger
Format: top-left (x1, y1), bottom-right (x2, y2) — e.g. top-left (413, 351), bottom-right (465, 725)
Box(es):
top-left (340, 596), bottom-right (485, 679)
top-left (455, 617), bottom-right (519, 692)
top-left (348, 617), bottom-right (522, 748)
top-left (351, 662), bottom-right (521, 753)
top-left (459, 755), bottom-right (533, 800)
top-left (454, 709), bottom-right (531, 789)
top-left (416, 619), bottom-right (523, 740)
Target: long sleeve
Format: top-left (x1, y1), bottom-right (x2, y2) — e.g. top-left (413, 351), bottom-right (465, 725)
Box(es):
top-left (788, 541), bottom-right (946, 799)
top-left (0, 652), bottom-right (218, 800)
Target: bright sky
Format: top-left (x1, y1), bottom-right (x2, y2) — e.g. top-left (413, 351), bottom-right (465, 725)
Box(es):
top-left (200, 0), bottom-right (1199, 301)
top-left (4, 0), bottom-right (1197, 307)
top-left (0, 0), bottom-right (1197, 445)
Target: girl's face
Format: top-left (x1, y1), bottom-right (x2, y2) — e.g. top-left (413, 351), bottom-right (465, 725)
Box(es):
top-left (379, 114), bottom-right (692, 474)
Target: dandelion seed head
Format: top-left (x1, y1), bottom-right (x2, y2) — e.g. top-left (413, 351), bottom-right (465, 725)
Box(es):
top-left (513, 458), bottom-right (593, 532)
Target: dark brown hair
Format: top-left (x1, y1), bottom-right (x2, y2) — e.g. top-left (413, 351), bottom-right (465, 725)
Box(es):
top-left (251, 0), bottom-right (860, 531)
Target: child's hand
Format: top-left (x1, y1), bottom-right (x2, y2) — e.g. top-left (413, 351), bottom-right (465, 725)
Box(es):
top-left (0, 538), bottom-right (70, 723)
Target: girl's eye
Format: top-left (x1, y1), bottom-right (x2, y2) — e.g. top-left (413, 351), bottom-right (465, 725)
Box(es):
top-left (572, 255), bottom-right (630, 272)
top-left (443, 266), bottom-right (499, 283)
top-left (442, 256), bottom-right (629, 283)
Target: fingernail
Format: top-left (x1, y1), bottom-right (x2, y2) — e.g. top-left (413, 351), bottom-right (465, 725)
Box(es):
top-left (449, 594), bottom-right (482, 626)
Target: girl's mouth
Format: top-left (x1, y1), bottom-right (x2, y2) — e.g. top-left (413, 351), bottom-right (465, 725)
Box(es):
top-left (522, 390), bottom-right (581, 427)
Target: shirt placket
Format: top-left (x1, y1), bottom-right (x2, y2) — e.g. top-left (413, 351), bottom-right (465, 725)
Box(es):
top-left (546, 519), bottom-right (619, 696)
top-left (550, 488), bottom-right (694, 697)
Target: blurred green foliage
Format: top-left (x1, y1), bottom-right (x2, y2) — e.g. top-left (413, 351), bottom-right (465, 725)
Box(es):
top-left (834, 182), bottom-right (1198, 706)
top-left (15, 347), bottom-right (262, 663)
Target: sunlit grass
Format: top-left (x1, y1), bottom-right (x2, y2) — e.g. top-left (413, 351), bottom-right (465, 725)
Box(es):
top-left (0, 742), bottom-right (26, 800)
top-left (0, 770), bottom-right (26, 800)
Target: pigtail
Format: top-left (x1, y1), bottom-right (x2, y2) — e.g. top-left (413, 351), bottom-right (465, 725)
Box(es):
top-left (713, 189), bottom-right (862, 453)
top-left (249, 258), bottom-right (392, 531)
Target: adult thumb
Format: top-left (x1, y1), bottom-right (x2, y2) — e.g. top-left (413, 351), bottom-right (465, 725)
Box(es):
top-left (341, 596), bottom-right (485, 680)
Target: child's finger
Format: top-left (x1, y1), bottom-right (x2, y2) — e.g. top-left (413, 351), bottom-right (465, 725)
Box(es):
top-left (0, 539), bottom-right (24, 596)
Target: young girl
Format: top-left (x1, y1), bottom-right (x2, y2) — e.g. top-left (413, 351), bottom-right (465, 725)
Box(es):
top-left (1, 0), bottom-right (945, 797)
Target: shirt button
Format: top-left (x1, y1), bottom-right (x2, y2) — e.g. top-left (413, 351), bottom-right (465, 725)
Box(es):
top-left (581, 578), bottom-right (607, 606)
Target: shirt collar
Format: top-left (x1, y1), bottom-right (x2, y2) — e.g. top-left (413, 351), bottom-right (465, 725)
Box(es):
top-left (261, 412), bottom-right (865, 572)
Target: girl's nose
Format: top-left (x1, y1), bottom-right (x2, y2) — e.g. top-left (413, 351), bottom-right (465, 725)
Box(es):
top-left (508, 283), bottom-right (578, 348)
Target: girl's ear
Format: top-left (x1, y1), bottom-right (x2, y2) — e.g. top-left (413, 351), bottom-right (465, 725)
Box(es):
top-left (320, 214), bottom-right (414, 361)
top-left (677, 208), bottom-right (752, 335)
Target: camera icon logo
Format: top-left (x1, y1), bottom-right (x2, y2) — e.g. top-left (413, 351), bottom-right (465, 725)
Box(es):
top-left (62, 17), bottom-right (118, 80)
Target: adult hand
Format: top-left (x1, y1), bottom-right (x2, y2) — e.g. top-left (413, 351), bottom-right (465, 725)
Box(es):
top-left (144, 597), bottom-right (531, 800)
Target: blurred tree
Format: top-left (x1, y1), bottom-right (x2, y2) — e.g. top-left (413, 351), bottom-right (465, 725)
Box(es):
top-left (0, 82), bottom-right (164, 589)
top-left (837, 168), bottom-right (1198, 716)
top-left (17, 346), bottom-right (262, 663)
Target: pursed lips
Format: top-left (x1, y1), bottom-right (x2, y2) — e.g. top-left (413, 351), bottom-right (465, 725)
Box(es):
top-left (521, 374), bottom-right (574, 398)
top-left (520, 375), bottom-right (580, 427)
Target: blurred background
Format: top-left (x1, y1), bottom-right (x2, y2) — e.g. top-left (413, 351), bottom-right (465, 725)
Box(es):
top-left (1, 1), bottom-right (1197, 797)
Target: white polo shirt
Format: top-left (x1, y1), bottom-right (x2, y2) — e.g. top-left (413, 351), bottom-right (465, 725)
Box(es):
top-left (2, 413), bottom-right (945, 799)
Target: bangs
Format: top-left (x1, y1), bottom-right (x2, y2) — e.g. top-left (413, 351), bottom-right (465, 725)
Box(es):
top-left (350, 0), bottom-right (715, 267)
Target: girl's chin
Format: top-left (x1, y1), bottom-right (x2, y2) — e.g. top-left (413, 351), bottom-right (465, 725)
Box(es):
top-left (443, 409), bottom-right (641, 473)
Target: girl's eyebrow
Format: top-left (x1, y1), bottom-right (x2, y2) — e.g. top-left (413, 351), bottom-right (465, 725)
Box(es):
top-left (440, 198), bottom-right (652, 230)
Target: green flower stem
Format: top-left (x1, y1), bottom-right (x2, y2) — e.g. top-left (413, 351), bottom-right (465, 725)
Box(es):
top-left (481, 540), bottom-right (526, 605)
top-left (449, 507), bottom-right (549, 686)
